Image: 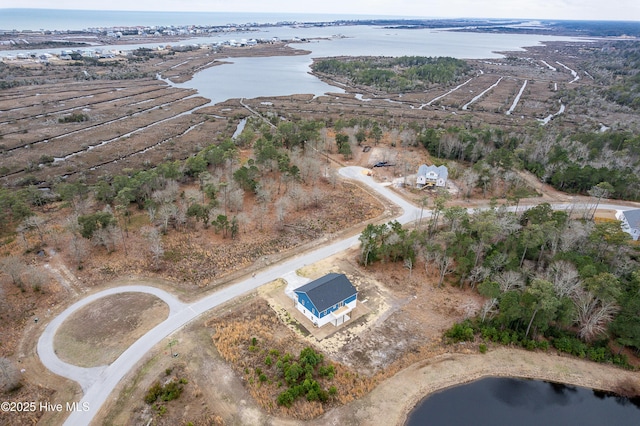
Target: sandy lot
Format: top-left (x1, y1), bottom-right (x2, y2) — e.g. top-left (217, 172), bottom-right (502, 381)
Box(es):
top-left (53, 293), bottom-right (169, 367)
top-left (93, 254), bottom-right (640, 426)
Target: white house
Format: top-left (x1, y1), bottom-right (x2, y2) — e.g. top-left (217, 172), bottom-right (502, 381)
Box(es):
top-left (616, 209), bottom-right (640, 241)
top-left (416, 164), bottom-right (448, 188)
top-left (294, 273), bottom-right (357, 328)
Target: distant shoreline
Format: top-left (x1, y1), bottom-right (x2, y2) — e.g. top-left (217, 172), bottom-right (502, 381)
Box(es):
top-left (1, 13), bottom-right (637, 43)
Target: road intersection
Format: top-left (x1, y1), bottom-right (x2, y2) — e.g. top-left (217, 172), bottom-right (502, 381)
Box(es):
top-left (36, 166), bottom-right (634, 425)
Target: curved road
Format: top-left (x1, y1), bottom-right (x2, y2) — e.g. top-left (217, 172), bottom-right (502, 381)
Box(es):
top-left (38, 166), bottom-right (422, 425)
top-left (37, 166), bottom-right (636, 425)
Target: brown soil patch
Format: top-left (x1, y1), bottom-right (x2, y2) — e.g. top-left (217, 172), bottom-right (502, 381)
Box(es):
top-left (100, 297), bottom-right (273, 426)
top-left (96, 247), bottom-right (640, 426)
top-left (53, 293), bottom-right (169, 367)
top-left (3, 34), bottom-right (640, 426)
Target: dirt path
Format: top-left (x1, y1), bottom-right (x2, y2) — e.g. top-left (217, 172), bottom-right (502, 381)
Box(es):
top-left (43, 252), bottom-right (83, 297)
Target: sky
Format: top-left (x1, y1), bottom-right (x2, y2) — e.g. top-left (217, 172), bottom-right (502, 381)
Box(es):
top-left (4, 0), bottom-right (640, 21)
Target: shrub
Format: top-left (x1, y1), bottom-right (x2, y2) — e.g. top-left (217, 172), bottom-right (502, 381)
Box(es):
top-left (536, 340), bottom-right (550, 351)
top-left (145, 381), bottom-right (163, 404)
top-left (39, 155), bottom-right (54, 164)
top-left (553, 336), bottom-right (587, 358)
top-left (58, 113), bottom-right (89, 123)
top-left (445, 321), bottom-right (475, 342)
top-left (480, 326), bottom-right (498, 342)
top-left (479, 343), bottom-right (488, 354)
top-left (587, 347), bottom-right (607, 362)
top-left (144, 378), bottom-right (185, 404)
top-left (277, 389), bottom-right (295, 407)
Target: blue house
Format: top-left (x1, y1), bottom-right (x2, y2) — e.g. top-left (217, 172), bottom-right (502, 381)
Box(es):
top-left (294, 273), bottom-right (357, 327)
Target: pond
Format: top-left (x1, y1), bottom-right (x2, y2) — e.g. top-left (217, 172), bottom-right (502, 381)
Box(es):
top-left (406, 377), bottom-right (640, 426)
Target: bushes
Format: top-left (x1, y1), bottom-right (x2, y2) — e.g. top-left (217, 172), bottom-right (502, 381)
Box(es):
top-left (275, 347), bottom-right (335, 407)
top-left (58, 113), bottom-right (89, 123)
top-left (553, 336), bottom-right (587, 358)
top-left (144, 378), bottom-right (185, 404)
top-left (445, 321), bottom-right (475, 342)
top-left (550, 336), bottom-right (631, 368)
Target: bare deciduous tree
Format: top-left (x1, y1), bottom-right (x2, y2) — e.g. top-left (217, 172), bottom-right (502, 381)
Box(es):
top-left (92, 224), bottom-right (118, 252)
top-left (228, 187), bottom-right (245, 212)
top-left (157, 203), bottom-right (178, 233)
top-left (486, 251), bottom-right (508, 273)
top-left (275, 197), bottom-right (290, 231)
top-left (495, 270), bottom-right (525, 293)
top-left (548, 260), bottom-right (581, 298)
top-left (24, 266), bottom-right (49, 292)
top-left (461, 169), bottom-right (479, 200)
top-left (559, 220), bottom-right (593, 252)
top-left (141, 226), bottom-right (164, 270)
top-left (251, 203), bottom-right (269, 232)
top-left (480, 298), bottom-right (498, 322)
top-left (65, 214), bottom-right (89, 268)
top-left (287, 183), bottom-right (304, 211)
top-left (310, 187), bottom-right (323, 209)
top-left (462, 300), bottom-right (480, 319)
top-left (469, 241), bottom-right (487, 269)
top-left (20, 215), bottom-right (47, 245)
top-left (467, 266), bottom-right (490, 289)
top-left (183, 188), bottom-right (203, 207)
top-left (152, 180), bottom-right (180, 205)
top-left (572, 289), bottom-right (619, 342)
top-left (0, 256), bottom-right (25, 289)
top-left (404, 257), bottom-right (413, 278)
top-left (0, 357), bottom-right (21, 393)
top-left (434, 250), bottom-right (454, 288)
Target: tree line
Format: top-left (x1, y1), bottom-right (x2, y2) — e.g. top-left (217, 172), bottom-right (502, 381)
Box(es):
top-left (359, 201), bottom-right (640, 360)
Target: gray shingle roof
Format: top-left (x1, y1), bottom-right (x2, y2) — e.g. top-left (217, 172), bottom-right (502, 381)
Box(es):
top-left (623, 209), bottom-right (640, 228)
top-left (294, 273), bottom-right (357, 312)
top-left (417, 164), bottom-right (448, 180)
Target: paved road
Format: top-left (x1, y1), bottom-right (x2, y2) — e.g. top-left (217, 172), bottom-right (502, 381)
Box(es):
top-left (36, 167), bottom-right (636, 425)
top-left (37, 166), bottom-right (422, 425)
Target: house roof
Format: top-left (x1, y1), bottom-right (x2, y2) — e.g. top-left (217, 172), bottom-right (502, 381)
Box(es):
top-left (623, 209), bottom-right (640, 228)
top-left (417, 164), bottom-right (448, 180)
top-left (435, 165), bottom-right (448, 180)
top-left (294, 273), bottom-right (357, 312)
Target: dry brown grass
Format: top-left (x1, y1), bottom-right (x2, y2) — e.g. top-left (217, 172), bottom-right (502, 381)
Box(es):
top-left (53, 293), bottom-right (169, 367)
top-left (208, 299), bottom-right (377, 420)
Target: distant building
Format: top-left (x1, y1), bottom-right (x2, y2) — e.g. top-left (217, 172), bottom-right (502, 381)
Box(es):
top-left (294, 273), bottom-right (357, 327)
top-left (416, 164), bottom-right (448, 188)
top-left (616, 209), bottom-right (640, 241)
